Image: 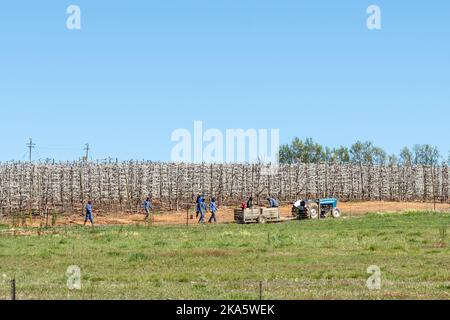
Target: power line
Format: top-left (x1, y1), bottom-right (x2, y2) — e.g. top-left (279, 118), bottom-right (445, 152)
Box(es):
top-left (26, 138), bottom-right (36, 162)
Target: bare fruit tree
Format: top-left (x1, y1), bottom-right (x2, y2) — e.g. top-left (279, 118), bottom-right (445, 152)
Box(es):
top-left (0, 161), bottom-right (448, 215)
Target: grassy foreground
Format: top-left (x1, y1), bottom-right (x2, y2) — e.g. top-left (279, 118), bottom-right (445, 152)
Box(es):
top-left (0, 211), bottom-right (449, 300)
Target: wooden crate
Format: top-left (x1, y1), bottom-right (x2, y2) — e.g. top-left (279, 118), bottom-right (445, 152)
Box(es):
top-left (234, 207), bottom-right (280, 223)
top-left (260, 208), bottom-right (281, 221)
top-left (234, 208), bottom-right (261, 223)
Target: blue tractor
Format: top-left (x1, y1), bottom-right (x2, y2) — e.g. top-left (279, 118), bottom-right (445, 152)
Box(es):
top-left (292, 198), bottom-right (341, 220)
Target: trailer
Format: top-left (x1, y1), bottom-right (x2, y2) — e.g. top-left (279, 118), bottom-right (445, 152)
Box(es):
top-left (234, 207), bottom-right (281, 224)
top-left (234, 198), bottom-right (341, 224)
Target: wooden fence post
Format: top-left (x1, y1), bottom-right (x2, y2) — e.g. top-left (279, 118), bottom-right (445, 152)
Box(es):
top-left (11, 279), bottom-right (16, 301)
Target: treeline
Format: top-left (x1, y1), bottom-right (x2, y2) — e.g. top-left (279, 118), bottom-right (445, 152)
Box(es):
top-left (280, 138), bottom-right (447, 166)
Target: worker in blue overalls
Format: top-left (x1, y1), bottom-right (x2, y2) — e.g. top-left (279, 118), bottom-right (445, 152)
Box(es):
top-left (198, 198), bottom-right (207, 224)
top-left (267, 197), bottom-right (279, 208)
top-left (143, 197), bottom-right (153, 222)
top-left (84, 201), bottom-right (94, 226)
top-left (195, 194), bottom-right (204, 218)
top-left (208, 198), bottom-right (218, 223)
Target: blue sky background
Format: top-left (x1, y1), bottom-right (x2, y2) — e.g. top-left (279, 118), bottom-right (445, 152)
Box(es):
top-left (0, 0), bottom-right (449, 161)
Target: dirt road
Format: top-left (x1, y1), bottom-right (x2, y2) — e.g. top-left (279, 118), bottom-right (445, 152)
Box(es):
top-left (1, 201), bottom-right (448, 227)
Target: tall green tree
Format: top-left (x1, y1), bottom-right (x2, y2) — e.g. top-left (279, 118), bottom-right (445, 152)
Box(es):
top-left (388, 154), bottom-right (399, 166)
top-left (399, 147), bottom-right (413, 165)
top-left (372, 147), bottom-right (387, 165)
top-left (279, 144), bottom-right (295, 164)
top-left (413, 144), bottom-right (440, 165)
top-left (279, 138), bottom-right (442, 167)
top-left (279, 137), bottom-right (325, 164)
top-left (350, 141), bottom-right (382, 165)
top-left (349, 141), bottom-right (365, 164)
top-left (333, 146), bottom-right (351, 164)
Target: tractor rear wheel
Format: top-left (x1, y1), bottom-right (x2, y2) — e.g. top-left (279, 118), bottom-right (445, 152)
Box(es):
top-left (332, 208), bottom-right (341, 218)
top-left (308, 204), bottom-right (319, 219)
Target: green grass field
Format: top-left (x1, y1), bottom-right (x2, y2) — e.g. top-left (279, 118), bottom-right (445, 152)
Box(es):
top-left (1, 211), bottom-right (449, 300)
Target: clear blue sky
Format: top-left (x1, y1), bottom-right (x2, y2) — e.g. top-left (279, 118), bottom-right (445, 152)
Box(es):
top-left (0, 1), bottom-right (449, 161)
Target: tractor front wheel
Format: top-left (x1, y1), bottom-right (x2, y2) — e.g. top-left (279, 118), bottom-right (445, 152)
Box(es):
top-left (332, 208), bottom-right (341, 218)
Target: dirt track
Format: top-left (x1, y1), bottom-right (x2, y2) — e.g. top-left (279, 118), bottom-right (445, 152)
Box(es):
top-left (1, 201), bottom-right (449, 228)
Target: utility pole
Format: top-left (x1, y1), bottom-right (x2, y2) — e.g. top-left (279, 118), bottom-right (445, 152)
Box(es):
top-left (26, 138), bottom-right (36, 162)
top-left (83, 143), bottom-right (90, 162)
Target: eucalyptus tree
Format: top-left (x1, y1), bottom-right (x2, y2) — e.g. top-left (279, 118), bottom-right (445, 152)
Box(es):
top-left (399, 147), bottom-right (413, 166)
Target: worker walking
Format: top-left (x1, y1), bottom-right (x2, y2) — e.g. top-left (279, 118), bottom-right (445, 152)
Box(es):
top-left (84, 201), bottom-right (94, 226)
top-left (198, 198), bottom-right (207, 224)
top-left (195, 194), bottom-right (203, 218)
top-left (143, 197), bottom-right (153, 222)
top-left (208, 198), bottom-right (218, 223)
